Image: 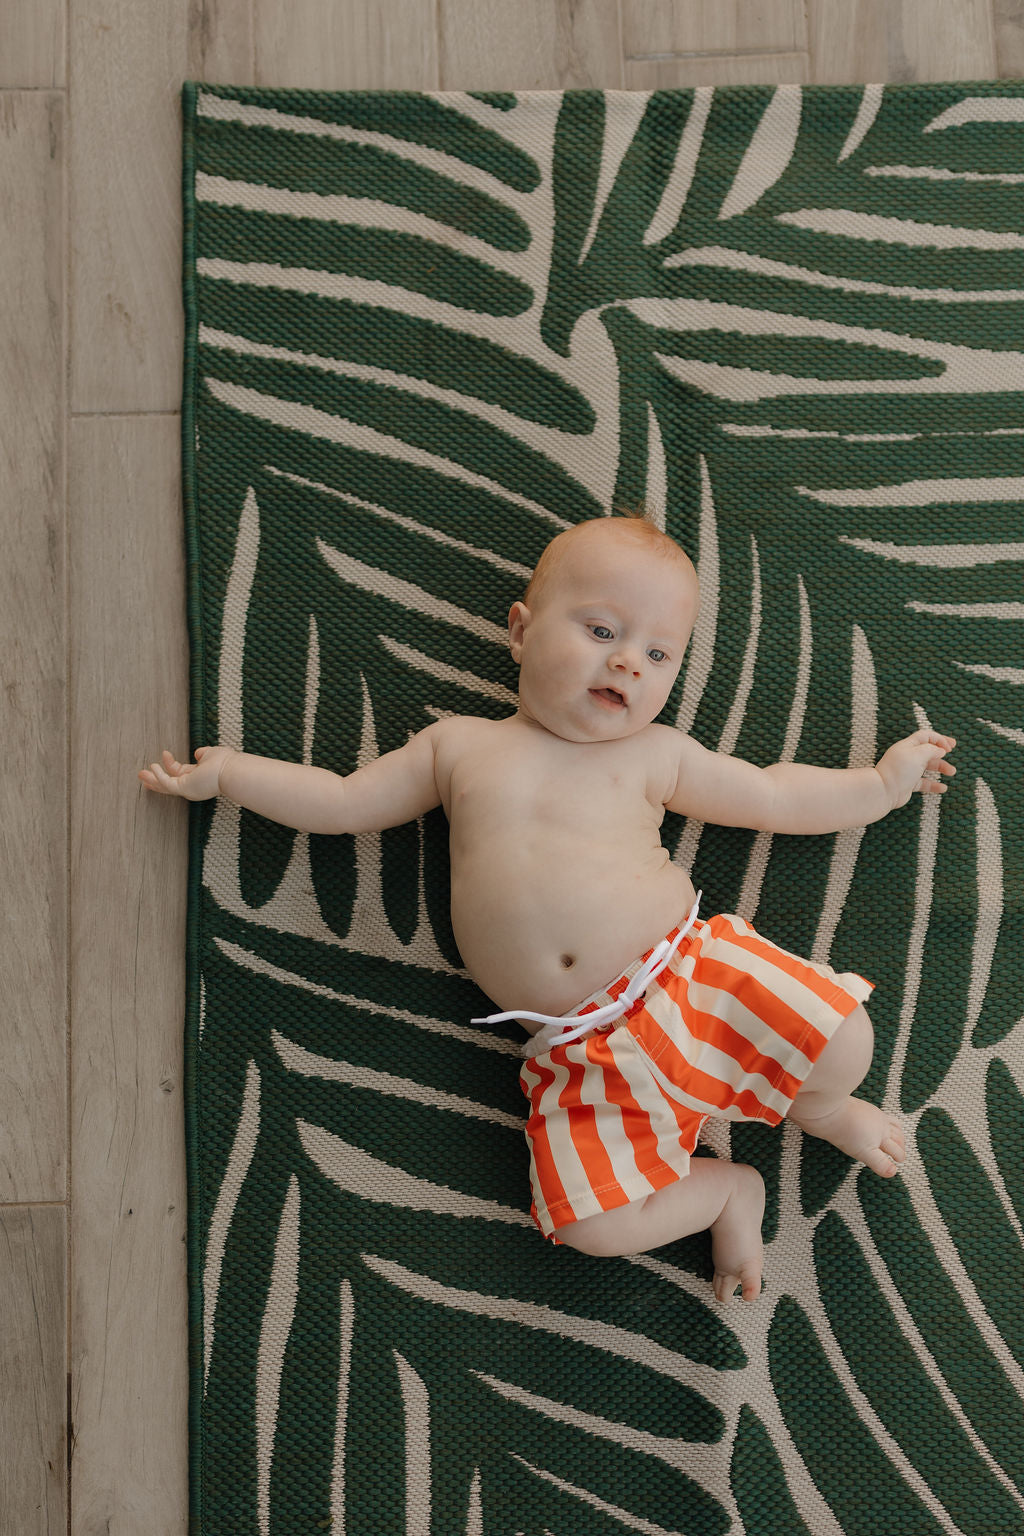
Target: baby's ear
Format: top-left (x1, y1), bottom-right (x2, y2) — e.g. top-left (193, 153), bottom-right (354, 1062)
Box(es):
top-left (508, 601), bottom-right (530, 662)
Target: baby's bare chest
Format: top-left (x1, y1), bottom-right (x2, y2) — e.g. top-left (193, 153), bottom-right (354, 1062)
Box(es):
top-left (442, 728), bottom-right (670, 844)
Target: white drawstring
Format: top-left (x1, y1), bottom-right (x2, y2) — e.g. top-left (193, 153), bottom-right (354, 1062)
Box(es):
top-left (472, 892), bottom-right (702, 1042)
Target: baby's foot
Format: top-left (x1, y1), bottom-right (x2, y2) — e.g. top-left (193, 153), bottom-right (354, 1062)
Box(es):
top-left (794, 1095), bottom-right (906, 1177)
top-left (711, 1164), bottom-right (766, 1303)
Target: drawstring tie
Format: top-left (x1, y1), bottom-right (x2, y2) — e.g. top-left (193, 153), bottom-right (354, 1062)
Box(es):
top-left (472, 892), bottom-right (702, 1044)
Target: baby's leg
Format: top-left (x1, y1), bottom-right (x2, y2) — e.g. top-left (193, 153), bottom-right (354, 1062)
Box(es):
top-left (556, 1160), bottom-right (766, 1303)
top-left (788, 1004), bottom-right (905, 1176)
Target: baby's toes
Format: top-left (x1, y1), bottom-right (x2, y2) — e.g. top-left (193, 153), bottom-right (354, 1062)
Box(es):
top-left (714, 1267), bottom-right (762, 1304)
top-left (882, 1122), bottom-right (906, 1163)
top-left (739, 1271), bottom-right (762, 1302)
top-left (713, 1272), bottom-right (737, 1304)
top-left (861, 1142), bottom-right (900, 1178)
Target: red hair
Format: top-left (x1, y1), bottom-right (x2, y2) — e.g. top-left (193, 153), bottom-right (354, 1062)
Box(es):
top-left (523, 508), bottom-right (694, 608)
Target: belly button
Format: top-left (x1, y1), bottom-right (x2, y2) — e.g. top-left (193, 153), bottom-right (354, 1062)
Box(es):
top-left (560, 954), bottom-right (576, 969)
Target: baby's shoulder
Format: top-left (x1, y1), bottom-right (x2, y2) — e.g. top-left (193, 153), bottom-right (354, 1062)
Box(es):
top-left (641, 721), bottom-right (694, 760)
top-left (636, 723), bottom-right (703, 802)
top-left (427, 713), bottom-right (516, 803)
top-left (427, 712), bottom-right (512, 762)
top-left (429, 712), bottom-right (508, 744)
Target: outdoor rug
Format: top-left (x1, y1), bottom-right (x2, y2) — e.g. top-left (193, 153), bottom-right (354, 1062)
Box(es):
top-left (182, 79), bottom-right (1024, 1535)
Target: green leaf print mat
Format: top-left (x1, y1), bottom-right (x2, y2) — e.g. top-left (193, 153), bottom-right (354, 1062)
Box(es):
top-left (182, 80), bottom-right (1024, 1535)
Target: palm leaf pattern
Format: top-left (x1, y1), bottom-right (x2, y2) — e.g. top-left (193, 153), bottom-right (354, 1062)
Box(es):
top-left (183, 81), bottom-right (1024, 1534)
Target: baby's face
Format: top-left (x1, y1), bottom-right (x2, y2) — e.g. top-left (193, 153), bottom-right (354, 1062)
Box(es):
top-left (509, 531), bottom-right (698, 743)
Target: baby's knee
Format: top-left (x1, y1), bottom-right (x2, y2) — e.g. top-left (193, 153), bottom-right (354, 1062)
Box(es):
top-left (836, 1002), bottom-right (875, 1079)
top-left (802, 1002), bottom-right (874, 1100)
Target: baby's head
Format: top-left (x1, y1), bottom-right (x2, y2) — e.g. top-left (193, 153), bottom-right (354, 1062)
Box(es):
top-left (509, 512), bottom-right (699, 743)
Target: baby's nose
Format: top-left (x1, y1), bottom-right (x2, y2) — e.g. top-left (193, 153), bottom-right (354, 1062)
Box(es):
top-left (612, 652), bottom-right (642, 677)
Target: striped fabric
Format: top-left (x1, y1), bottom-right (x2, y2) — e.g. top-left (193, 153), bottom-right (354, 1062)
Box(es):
top-left (520, 914), bottom-right (874, 1237)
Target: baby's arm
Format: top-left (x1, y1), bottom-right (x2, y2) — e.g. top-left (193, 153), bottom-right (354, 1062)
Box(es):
top-left (665, 728), bottom-right (956, 835)
top-left (138, 725), bottom-right (442, 834)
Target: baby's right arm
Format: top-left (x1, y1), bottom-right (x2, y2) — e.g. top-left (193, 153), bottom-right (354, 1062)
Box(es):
top-left (138, 725), bottom-right (443, 834)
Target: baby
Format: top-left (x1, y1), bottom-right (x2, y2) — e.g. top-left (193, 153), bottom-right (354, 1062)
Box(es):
top-left (140, 513), bottom-right (956, 1302)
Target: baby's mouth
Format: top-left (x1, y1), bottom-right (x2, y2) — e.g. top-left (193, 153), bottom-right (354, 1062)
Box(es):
top-left (591, 687), bottom-right (627, 709)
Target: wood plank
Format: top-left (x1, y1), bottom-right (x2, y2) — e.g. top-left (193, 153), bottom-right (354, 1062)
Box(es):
top-left (188, 0), bottom-right (254, 86)
top-left (886, 0), bottom-right (997, 78)
top-left (0, 0), bottom-right (66, 86)
top-left (254, 0), bottom-right (439, 88)
top-left (0, 91), bottom-right (67, 1204)
top-left (622, 0), bottom-right (807, 59)
top-left (69, 416), bottom-right (189, 1536)
top-left (438, 0), bottom-right (623, 89)
top-left (69, 0), bottom-right (184, 415)
top-left (625, 52), bottom-right (809, 88)
top-left (994, 0), bottom-right (1024, 76)
top-left (69, 0), bottom-right (255, 414)
top-left (808, 0), bottom-right (996, 83)
top-left (0, 1207), bottom-right (67, 1535)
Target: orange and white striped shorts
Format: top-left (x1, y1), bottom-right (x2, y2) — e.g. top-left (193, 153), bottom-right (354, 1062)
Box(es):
top-left (518, 913), bottom-right (873, 1238)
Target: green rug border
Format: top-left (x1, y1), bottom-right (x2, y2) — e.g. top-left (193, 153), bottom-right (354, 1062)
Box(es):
top-left (178, 76), bottom-right (1021, 1535)
top-left (181, 78), bottom-right (206, 1536)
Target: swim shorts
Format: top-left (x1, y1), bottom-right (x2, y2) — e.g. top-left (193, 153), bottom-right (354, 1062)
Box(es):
top-left (518, 912), bottom-right (874, 1238)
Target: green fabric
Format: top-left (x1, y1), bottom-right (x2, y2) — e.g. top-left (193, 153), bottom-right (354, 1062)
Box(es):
top-left (182, 80), bottom-right (1024, 1535)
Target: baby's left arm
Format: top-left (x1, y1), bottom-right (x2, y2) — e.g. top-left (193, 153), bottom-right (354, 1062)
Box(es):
top-left (665, 729), bottom-right (956, 835)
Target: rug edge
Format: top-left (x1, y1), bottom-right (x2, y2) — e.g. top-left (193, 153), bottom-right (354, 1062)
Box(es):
top-left (180, 78), bottom-right (208, 1536)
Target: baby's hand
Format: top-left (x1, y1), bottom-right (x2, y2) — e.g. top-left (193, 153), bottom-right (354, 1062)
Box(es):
top-left (874, 731), bottom-right (956, 810)
top-left (138, 746), bottom-right (234, 801)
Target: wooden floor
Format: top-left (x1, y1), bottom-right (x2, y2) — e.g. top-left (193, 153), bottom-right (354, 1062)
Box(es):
top-left (3, 1), bottom-right (1022, 1529)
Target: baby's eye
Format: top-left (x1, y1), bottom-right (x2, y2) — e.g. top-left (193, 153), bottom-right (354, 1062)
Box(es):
top-left (648, 648), bottom-right (669, 663)
top-left (590, 625), bottom-right (614, 640)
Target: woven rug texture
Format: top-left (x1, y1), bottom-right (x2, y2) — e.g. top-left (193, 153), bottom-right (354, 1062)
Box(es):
top-left (182, 80), bottom-right (1024, 1535)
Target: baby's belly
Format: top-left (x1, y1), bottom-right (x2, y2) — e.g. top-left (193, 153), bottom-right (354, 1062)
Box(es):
top-left (452, 854), bottom-right (698, 1025)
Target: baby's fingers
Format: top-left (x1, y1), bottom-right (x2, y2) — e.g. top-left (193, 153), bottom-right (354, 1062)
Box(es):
top-left (158, 749), bottom-right (200, 779)
top-left (144, 759), bottom-right (179, 794)
top-left (918, 755), bottom-right (956, 793)
top-left (139, 762), bottom-right (169, 793)
top-left (915, 730), bottom-right (956, 752)
top-left (139, 751), bottom-right (192, 794)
